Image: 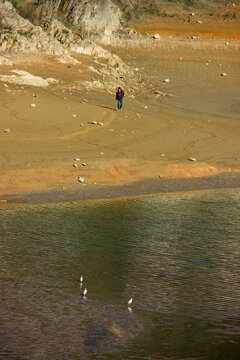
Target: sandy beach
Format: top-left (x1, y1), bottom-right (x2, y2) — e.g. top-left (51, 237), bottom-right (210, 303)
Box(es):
top-left (1, 23), bottom-right (240, 203)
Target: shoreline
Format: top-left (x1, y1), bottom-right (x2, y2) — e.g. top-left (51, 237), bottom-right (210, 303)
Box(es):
top-left (1, 171), bottom-right (240, 205)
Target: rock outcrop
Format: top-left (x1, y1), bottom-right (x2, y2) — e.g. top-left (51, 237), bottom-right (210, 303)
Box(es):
top-left (0, 1), bottom-right (137, 93)
top-left (0, 1), bottom-right (67, 55)
top-left (0, 55), bottom-right (13, 66)
top-left (0, 1), bottom-right (128, 72)
top-left (34, 0), bottom-right (123, 38)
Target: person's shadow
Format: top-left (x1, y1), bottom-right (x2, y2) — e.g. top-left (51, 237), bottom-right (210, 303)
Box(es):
top-left (98, 105), bottom-right (116, 110)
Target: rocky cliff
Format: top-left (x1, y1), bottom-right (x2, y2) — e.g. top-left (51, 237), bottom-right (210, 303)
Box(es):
top-left (8, 0), bottom-right (233, 37)
top-left (0, 0), bottom-right (129, 68)
top-left (0, 0), bottom-right (135, 95)
top-left (0, 0), bottom-right (237, 88)
top-left (34, 0), bottom-right (123, 37)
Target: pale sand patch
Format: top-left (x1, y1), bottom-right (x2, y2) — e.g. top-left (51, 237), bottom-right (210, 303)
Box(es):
top-left (0, 70), bottom-right (58, 87)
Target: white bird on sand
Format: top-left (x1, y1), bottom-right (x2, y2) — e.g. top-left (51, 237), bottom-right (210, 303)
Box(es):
top-left (127, 297), bottom-right (133, 306)
top-left (80, 275), bottom-right (83, 282)
top-left (83, 288), bottom-right (87, 296)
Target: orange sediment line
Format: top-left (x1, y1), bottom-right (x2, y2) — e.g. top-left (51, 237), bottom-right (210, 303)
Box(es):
top-left (132, 19), bottom-right (240, 40)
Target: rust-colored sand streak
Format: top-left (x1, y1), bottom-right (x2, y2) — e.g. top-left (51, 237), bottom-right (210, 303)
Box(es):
top-left (132, 18), bottom-right (240, 40)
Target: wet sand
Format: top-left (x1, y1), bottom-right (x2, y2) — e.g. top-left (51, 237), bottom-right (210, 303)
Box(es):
top-left (0, 28), bottom-right (240, 203)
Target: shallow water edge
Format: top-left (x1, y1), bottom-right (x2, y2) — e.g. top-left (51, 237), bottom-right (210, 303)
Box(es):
top-left (1, 172), bottom-right (240, 205)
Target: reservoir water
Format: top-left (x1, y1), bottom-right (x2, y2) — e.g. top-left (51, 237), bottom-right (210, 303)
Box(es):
top-left (0, 189), bottom-right (240, 360)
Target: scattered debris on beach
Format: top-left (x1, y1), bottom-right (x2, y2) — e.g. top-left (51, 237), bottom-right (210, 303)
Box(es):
top-left (153, 33), bottom-right (161, 40)
top-left (78, 177), bottom-right (85, 183)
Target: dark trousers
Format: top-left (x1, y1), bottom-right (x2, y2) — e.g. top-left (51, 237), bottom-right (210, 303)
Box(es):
top-left (117, 99), bottom-right (123, 110)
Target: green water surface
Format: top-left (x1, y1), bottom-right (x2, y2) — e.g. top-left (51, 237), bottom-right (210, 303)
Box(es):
top-left (0, 189), bottom-right (240, 359)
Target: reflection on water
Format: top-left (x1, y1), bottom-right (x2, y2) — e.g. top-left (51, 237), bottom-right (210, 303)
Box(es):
top-left (0, 189), bottom-right (240, 359)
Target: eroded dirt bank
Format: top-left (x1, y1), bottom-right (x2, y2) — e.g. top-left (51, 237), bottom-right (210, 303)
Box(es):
top-left (0, 33), bottom-right (240, 203)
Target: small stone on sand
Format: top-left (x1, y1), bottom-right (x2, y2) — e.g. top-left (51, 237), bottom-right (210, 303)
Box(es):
top-left (30, 103), bottom-right (36, 107)
top-left (188, 157), bottom-right (197, 162)
top-left (74, 158), bottom-right (80, 161)
top-left (78, 177), bottom-right (85, 183)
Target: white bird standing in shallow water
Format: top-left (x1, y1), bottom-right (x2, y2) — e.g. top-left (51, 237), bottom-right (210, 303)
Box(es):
top-left (128, 297), bottom-right (133, 306)
top-left (79, 275), bottom-right (83, 288)
top-left (83, 288), bottom-right (87, 296)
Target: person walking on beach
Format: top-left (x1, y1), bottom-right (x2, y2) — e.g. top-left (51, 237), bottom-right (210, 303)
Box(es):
top-left (116, 87), bottom-right (124, 111)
